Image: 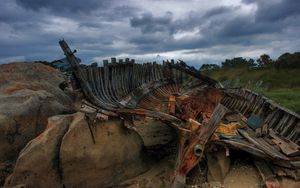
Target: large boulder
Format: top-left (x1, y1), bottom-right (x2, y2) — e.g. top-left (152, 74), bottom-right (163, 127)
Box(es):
top-left (60, 113), bottom-right (147, 188)
top-left (5, 112), bottom-right (147, 188)
top-left (0, 62), bottom-right (74, 163)
top-left (4, 114), bottom-right (73, 188)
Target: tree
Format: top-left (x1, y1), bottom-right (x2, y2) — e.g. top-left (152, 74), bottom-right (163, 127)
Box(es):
top-left (248, 58), bottom-right (256, 67)
top-left (221, 57), bottom-right (256, 68)
top-left (257, 54), bottom-right (273, 67)
top-left (275, 52), bottom-right (300, 69)
top-left (199, 64), bottom-right (220, 71)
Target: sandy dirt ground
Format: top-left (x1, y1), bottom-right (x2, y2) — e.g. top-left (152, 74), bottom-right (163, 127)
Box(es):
top-left (117, 154), bottom-right (175, 188)
top-left (117, 151), bottom-right (263, 188)
top-left (206, 158), bottom-right (261, 188)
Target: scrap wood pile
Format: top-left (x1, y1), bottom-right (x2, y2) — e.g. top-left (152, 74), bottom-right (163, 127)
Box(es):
top-left (215, 111), bottom-right (300, 187)
top-left (59, 40), bottom-right (300, 187)
top-left (218, 89), bottom-right (300, 187)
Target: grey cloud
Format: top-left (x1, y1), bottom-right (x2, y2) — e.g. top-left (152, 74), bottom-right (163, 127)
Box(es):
top-left (243, 0), bottom-right (300, 22)
top-left (0, 1), bottom-right (42, 24)
top-left (0, 0), bottom-right (300, 65)
top-left (242, 0), bottom-right (259, 4)
top-left (112, 6), bottom-right (140, 19)
top-left (12, 0), bottom-right (138, 23)
top-left (202, 6), bottom-right (238, 18)
top-left (216, 17), bottom-right (278, 38)
top-left (255, 0), bottom-right (300, 21)
top-left (15, 0), bottom-right (112, 14)
top-left (128, 0), bottom-right (300, 56)
top-left (210, 0), bottom-right (300, 40)
top-left (130, 12), bottom-right (173, 33)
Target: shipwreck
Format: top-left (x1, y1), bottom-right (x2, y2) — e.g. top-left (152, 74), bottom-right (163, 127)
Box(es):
top-left (57, 40), bottom-right (300, 188)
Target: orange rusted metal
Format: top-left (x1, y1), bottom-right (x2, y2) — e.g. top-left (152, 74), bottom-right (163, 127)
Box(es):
top-left (172, 104), bottom-right (228, 188)
top-left (168, 95), bottom-right (176, 115)
top-left (177, 89), bottom-right (223, 122)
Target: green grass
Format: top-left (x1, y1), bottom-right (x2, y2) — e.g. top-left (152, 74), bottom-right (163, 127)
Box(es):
top-left (202, 67), bottom-right (300, 114)
top-left (263, 88), bottom-right (300, 113)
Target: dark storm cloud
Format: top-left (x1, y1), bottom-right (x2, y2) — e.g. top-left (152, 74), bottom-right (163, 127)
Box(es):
top-left (14, 0), bottom-right (138, 22)
top-left (202, 6), bottom-right (238, 18)
top-left (215, 17), bottom-right (278, 38)
top-left (15, 0), bottom-right (112, 14)
top-left (243, 0), bottom-right (300, 21)
top-left (128, 0), bottom-right (300, 54)
top-left (128, 5), bottom-right (245, 50)
top-left (0, 1), bottom-right (40, 23)
top-left (241, 0), bottom-right (258, 4)
top-left (0, 0), bottom-right (140, 63)
top-left (1, 0), bottom-right (300, 65)
top-left (129, 34), bottom-right (164, 45)
top-left (255, 0), bottom-right (300, 21)
top-left (130, 12), bottom-right (173, 33)
top-left (213, 0), bottom-right (300, 39)
top-left (111, 5), bottom-right (140, 19)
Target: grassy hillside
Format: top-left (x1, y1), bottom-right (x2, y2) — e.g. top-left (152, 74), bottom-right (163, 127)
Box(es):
top-left (202, 67), bottom-right (300, 114)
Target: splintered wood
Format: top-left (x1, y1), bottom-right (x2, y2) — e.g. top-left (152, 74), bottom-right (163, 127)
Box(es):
top-left (171, 104), bottom-right (228, 188)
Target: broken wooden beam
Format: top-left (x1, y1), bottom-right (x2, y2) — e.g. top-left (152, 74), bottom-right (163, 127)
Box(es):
top-left (269, 129), bottom-right (300, 157)
top-left (171, 103), bottom-right (228, 188)
top-left (254, 159), bottom-right (281, 188)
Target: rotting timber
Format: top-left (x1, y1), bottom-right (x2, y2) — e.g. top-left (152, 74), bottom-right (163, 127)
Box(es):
top-left (59, 40), bottom-right (300, 188)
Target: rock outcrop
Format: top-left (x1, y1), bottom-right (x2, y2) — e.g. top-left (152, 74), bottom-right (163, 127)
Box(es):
top-left (5, 112), bottom-right (147, 188)
top-left (4, 114), bottom-right (73, 188)
top-left (0, 62), bottom-right (74, 164)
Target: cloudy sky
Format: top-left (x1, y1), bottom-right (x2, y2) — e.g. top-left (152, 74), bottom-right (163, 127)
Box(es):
top-left (1, 0), bottom-right (300, 67)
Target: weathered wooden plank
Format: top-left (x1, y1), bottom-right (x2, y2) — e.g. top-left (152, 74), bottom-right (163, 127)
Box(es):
top-left (264, 108), bottom-right (279, 125)
top-left (269, 129), bottom-right (300, 157)
top-left (269, 110), bottom-right (283, 129)
top-left (242, 94), bottom-right (254, 114)
top-left (220, 139), bottom-right (268, 158)
top-left (254, 160), bottom-right (280, 188)
top-left (281, 115), bottom-right (297, 137)
top-left (200, 104), bottom-right (228, 144)
top-left (238, 129), bottom-right (289, 160)
top-left (274, 113), bottom-right (290, 132)
top-left (171, 104), bottom-right (228, 188)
